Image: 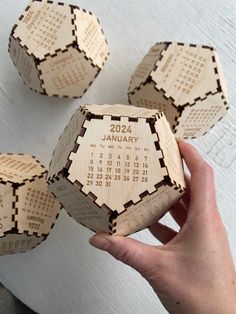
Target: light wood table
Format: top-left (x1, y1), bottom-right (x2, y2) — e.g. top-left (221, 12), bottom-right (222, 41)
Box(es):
top-left (0, 1), bottom-right (235, 313)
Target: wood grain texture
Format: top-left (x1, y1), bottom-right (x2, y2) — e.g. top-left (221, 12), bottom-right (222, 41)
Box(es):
top-left (48, 104), bottom-right (185, 236)
top-left (129, 42), bottom-right (229, 138)
top-left (0, 0), bottom-right (236, 313)
top-left (0, 154), bottom-right (61, 255)
top-left (9, 0), bottom-right (109, 98)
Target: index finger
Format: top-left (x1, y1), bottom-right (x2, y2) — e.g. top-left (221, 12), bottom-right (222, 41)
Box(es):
top-left (178, 141), bottom-right (217, 212)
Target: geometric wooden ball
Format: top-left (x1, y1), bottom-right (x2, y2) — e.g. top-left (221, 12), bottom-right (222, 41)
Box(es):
top-left (0, 154), bottom-right (61, 256)
top-left (128, 42), bottom-right (229, 139)
top-left (9, 0), bottom-right (109, 98)
top-left (47, 104), bottom-right (186, 236)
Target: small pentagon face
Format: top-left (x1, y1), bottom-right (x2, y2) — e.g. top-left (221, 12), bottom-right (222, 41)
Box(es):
top-left (128, 42), bottom-right (229, 139)
top-left (0, 154), bottom-right (61, 256)
top-left (48, 104), bottom-right (185, 236)
top-left (9, 0), bottom-right (109, 98)
top-left (0, 153), bottom-right (45, 184)
top-left (37, 46), bottom-right (99, 98)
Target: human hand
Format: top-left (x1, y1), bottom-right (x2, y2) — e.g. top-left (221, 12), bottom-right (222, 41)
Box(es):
top-left (89, 141), bottom-right (236, 314)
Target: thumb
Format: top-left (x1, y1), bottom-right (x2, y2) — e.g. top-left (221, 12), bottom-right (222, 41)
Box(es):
top-left (89, 233), bottom-right (157, 275)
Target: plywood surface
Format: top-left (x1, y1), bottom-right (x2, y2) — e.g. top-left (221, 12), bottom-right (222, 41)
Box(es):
top-left (48, 104), bottom-right (184, 236)
top-left (0, 0), bottom-right (236, 313)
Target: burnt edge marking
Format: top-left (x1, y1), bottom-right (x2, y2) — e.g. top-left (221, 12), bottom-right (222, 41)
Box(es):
top-left (110, 115), bottom-right (176, 222)
top-left (49, 110), bottom-right (159, 181)
top-left (47, 107), bottom-right (88, 181)
top-left (128, 41), bottom-right (171, 95)
top-left (128, 77), bottom-right (179, 112)
top-left (0, 175), bottom-right (60, 240)
top-left (8, 2), bottom-right (79, 97)
top-left (48, 111), bottom-right (184, 234)
top-left (8, 35), bottom-right (46, 95)
top-left (0, 153), bottom-right (46, 185)
top-left (62, 112), bottom-right (93, 177)
top-left (62, 112), bottom-right (143, 181)
top-left (33, 0), bottom-right (65, 4)
top-left (129, 42), bottom-right (228, 126)
top-left (212, 49), bottom-right (229, 109)
top-left (39, 45), bottom-right (100, 98)
top-left (173, 91), bottom-right (228, 137)
top-left (13, 187), bottom-right (19, 230)
top-left (13, 178), bottom-right (62, 238)
top-left (114, 192), bottom-right (184, 236)
top-left (10, 0), bottom-right (109, 99)
top-left (11, 185), bottom-right (18, 230)
top-left (153, 44), bottom-right (220, 108)
top-left (0, 231), bottom-right (47, 256)
top-left (11, 0), bottom-right (71, 58)
top-left (70, 5), bottom-right (79, 46)
top-left (111, 179), bottom-right (185, 235)
top-left (152, 119), bottom-right (185, 191)
top-left (49, 175), bottom-right (111, 234)
top-left (72, 5), bottom-right (109, 68)
top-left (129, 81), bottom-right (180, 133)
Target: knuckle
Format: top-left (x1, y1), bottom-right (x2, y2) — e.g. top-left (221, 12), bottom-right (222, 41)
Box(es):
top-left (204, 164), bottom-right (214, 177)
top-left (116, 246), bottom-right (131, 264)
top-left (200, 162), bottom-right (214, 177)
top-left (108, 239), bottom-right (131, 264)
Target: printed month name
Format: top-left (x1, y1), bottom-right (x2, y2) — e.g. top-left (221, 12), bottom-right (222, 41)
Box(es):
top-left (101, 135), bottom-right (139, 143)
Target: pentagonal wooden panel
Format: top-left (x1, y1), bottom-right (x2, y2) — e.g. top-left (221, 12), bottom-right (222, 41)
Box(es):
top-left (47, 108), bottom-right (87, 179)
top-left (9, 36), bottom-right (44, 93)
top-left (155, 114), bottom-right (185, 188)
top-left (0, 233), bottom-right (43, 256)
top-left (0, 154), bottom-right (45, 184)
top-left (0, 154), bottom-right (61, 255)
top-left (48, 104), bottom-right (186, 236)
top-left (129, 41), bottom-right (229, 139)
top-left (115, 183), bottom-right (183, 236)
top-left (13, 0), bottom-right (75, 61)
top-left (0, 183), bottom-right (15, 236)
top-left (129, 81), bottom-right (179, 131)
top-left (38, 47), bottom-right (98, 97)
top-left (74, 8), bottom-right (109, 68)
top-left (68, 115), bottom-right (167, 214)
top-left (49, 176), bottom-right (110, 233)
top-left (128, 42), bottom-right (167, 92)
top-left (16, 175), bottom-right (60, 236)
top-left (151, 43), bottom-right (218, 106)
top-left (9, 0), bottom-right (109, 98)
top-left (175, 93), bottom-right (228, 139)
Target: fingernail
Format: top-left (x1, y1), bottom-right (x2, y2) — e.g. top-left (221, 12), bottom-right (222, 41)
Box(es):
top-left (89, 234), bottom-right (111, 251)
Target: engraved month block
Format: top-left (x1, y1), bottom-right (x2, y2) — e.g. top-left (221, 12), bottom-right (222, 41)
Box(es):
top-left (128, 42), bottom-right (229, 139)
top-left (47, 104), bottom-right (186, 236)
top-left (0, 154), bottom-right (61, 255)
top-left (9, 0), bottom-right (109, 98)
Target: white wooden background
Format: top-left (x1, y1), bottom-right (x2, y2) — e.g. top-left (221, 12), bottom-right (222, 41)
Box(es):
top-left (0, 1), bottom-right (236, 313)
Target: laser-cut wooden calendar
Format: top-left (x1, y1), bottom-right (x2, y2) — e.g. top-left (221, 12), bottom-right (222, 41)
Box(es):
top-left (128, 42), bottom-right (229, 139)
top-left (8, 0), bottom-right (109, 98)
top-left (47, 104), bottom-right (185, 236)
top-left (0, 154), bottom-right (61, 255)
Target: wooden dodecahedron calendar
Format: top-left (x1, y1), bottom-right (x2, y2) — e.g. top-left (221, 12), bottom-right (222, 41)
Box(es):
top-left (9, 0), bottom-right (109, 98)
top-left (128, 42), bottom-right (229, 139)
top-left (0, 154), bottom-right (61, 255)
top-left (47, 104), bottom-right (186, 236)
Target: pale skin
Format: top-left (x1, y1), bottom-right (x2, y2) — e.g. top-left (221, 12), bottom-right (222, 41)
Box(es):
top-left (89, 141), bottom-right (236, 314)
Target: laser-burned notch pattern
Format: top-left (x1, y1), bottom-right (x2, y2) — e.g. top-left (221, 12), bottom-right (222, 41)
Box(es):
top-left (68, 115), bottom-right (168, 213)
top-left (9, 0), bottom-right (109, 98)
top-left (48, 104), bottom-right (186, 236)
top-left (0, 154), bottom-right (61, 255)
top-left (128, 42), bottom-right (229, 139)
